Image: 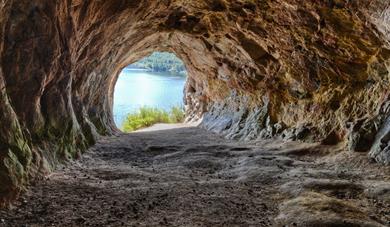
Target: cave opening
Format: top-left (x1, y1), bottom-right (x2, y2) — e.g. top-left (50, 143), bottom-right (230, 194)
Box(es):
top-left (1, 1), bottom-right (390, 224)
top-left (113, 52), bottom-right (188, 132)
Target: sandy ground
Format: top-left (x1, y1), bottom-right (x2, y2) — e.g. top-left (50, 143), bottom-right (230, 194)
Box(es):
top-left (136, 123), bottom-right (199, 132)
top-left (1, 124), bottom-right (389, 226)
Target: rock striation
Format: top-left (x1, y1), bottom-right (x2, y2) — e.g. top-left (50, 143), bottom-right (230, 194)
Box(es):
top-left (0, 0), bottom-right (390, 205)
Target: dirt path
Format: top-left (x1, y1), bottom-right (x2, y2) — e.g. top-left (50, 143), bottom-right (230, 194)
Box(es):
top-left (1, 125), bottom-right (390, 226)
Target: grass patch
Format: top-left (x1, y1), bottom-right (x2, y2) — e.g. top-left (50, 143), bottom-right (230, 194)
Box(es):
top-left (122, 106), bottom-right (185, 132)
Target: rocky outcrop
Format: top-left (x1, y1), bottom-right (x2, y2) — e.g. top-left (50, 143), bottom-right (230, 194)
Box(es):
top-left (0, 0), bottom-right (389, 205)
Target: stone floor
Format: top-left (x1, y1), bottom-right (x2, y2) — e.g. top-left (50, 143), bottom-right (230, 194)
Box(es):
top-left (1, 125), bottom-right (389, 226)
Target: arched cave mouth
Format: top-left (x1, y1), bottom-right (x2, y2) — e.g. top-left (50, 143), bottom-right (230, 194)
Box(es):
top-left (113, 52), bottom-right (188, 131)
top-left (1, 0), bottom-right (390, 209)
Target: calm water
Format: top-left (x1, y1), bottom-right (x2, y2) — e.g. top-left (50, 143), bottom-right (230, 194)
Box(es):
top-left (113, 68), bottom-right (186, 127)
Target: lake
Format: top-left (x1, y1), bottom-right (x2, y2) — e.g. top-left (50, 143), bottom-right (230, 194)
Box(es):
top-left (113, 68), bottom-right (186, 128)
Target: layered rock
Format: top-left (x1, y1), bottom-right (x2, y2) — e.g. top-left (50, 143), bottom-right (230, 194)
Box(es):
top-left (0, 0), bottom-right (389, 205)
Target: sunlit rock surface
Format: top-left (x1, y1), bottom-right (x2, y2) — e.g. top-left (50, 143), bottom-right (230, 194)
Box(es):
top-left (0, 0), bottom-right (390, 205)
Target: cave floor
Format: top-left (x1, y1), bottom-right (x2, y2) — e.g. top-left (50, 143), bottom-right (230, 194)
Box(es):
top-left (1, 125), bottom-right (390, 226)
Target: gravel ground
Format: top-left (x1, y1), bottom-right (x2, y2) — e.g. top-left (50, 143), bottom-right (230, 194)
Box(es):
top-left (1, 125), bottom-right (389, 226)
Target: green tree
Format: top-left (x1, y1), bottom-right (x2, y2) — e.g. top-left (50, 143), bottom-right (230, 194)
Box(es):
top-left (129, 52), bottom-right (187, 76)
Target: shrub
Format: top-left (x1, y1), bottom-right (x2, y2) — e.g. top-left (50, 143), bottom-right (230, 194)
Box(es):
top-left (169, 106), bottom-right (185, 123)
top-left (122, 106), bottom-right (185, 132)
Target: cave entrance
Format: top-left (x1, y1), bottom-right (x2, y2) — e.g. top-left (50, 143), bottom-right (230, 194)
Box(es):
top-left (113, 52), bottom-right (187, 132)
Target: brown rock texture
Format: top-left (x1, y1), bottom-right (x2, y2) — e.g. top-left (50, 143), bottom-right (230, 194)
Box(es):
top-left (0, 0), bottom-right (390, 205)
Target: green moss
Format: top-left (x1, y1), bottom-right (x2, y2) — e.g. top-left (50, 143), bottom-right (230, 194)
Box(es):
top-left (3, 151), bottom-right (25, 185)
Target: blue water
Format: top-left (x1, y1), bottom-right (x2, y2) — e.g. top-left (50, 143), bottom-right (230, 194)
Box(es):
top-left (113, 68), bottom-right (186, 127)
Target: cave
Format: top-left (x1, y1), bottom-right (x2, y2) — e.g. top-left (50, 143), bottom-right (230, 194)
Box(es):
top-left (0, 0), bottom-right (390, 226)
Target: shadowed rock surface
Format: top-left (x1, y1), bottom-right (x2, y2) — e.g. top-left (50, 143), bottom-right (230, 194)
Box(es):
top-left (1, 126), bottom-right (389, 226)
top-left (0, 0), bottom-right (390, 211)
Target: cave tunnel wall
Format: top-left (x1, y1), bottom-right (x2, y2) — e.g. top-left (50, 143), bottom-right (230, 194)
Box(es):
top-left (1, 0), bottom-right (390, 205)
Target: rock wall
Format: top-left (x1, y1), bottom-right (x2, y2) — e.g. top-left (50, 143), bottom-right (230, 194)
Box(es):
top-left (0, 0), bottom-right (389, 205)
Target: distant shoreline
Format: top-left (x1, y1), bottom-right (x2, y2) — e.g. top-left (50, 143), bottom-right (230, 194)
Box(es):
top-left (124, 67), bottom-right (147, 71)
top-left (124, 66), bottom-right (187, 77)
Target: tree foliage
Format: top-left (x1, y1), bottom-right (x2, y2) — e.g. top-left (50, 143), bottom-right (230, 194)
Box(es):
top-left (129, 52), bottom-right (187, 76)
top-left (122, 106), bottom-right (185, 132)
